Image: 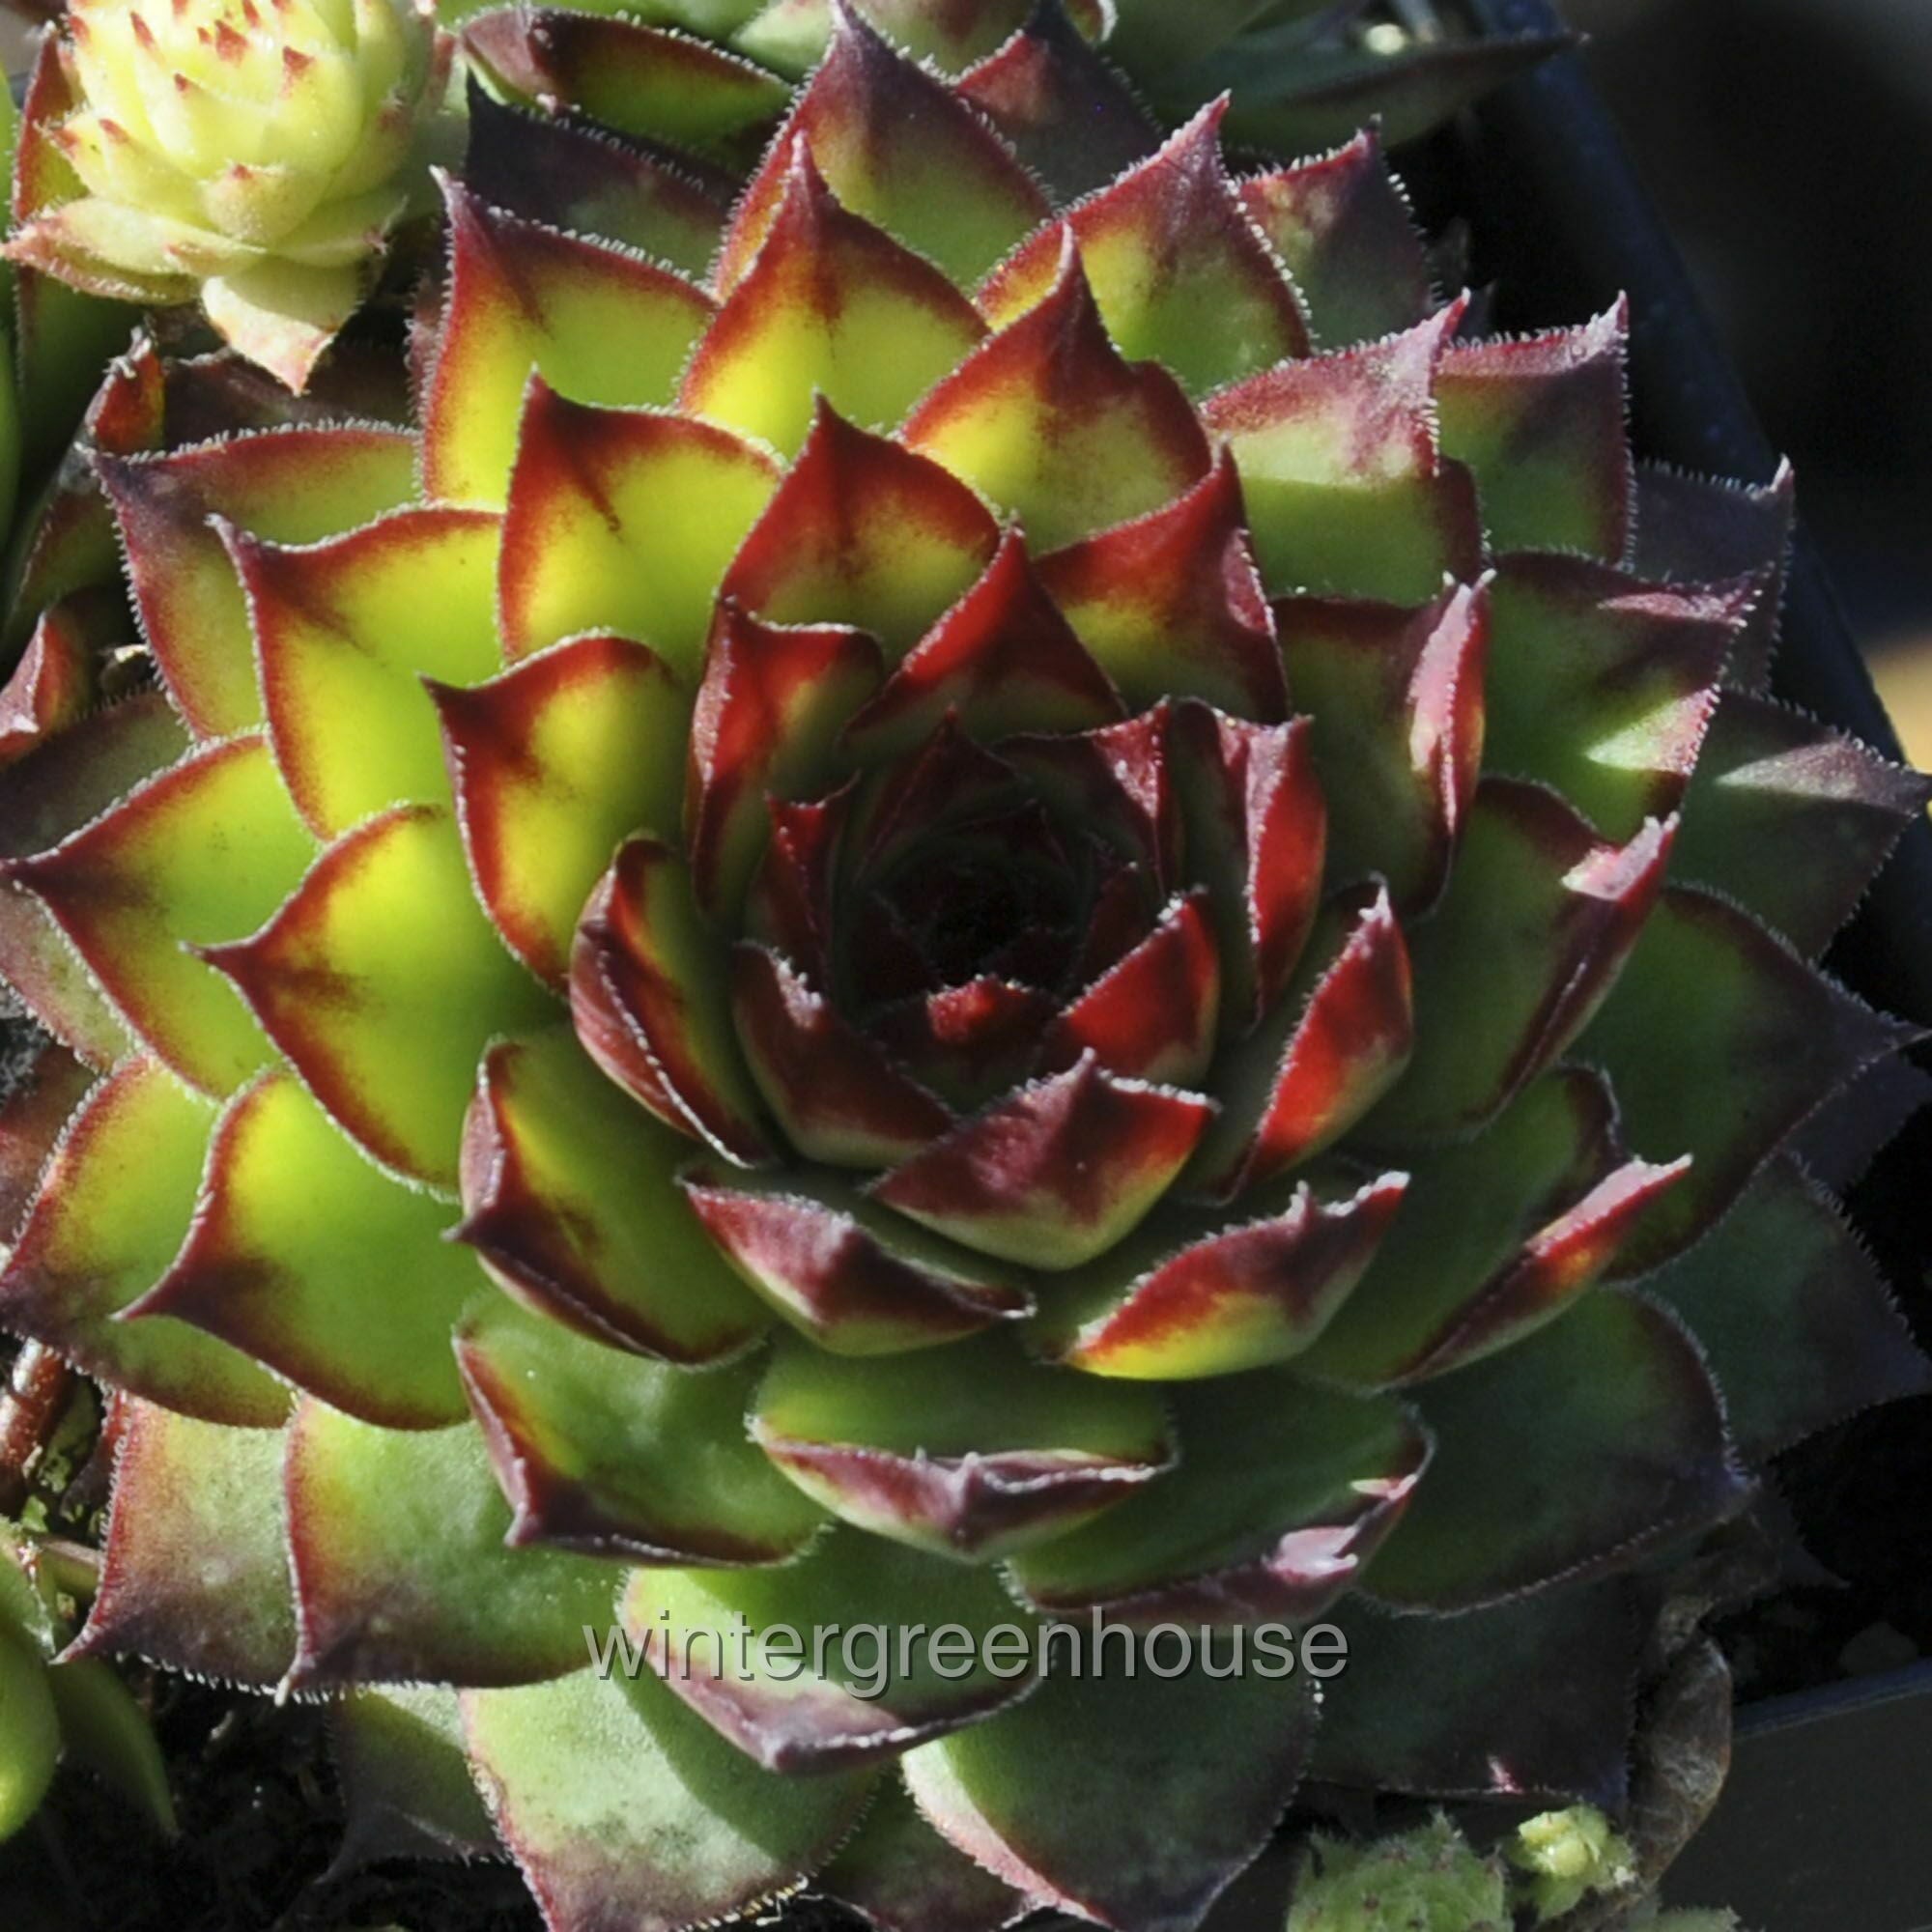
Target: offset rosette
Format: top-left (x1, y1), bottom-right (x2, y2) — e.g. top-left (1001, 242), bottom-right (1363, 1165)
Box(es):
top-left (4, 0), bottom-right (445, 387)
top-left (0, 12), bottom-right (1926, 1932)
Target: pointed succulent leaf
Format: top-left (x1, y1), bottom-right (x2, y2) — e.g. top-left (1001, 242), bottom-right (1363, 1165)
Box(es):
top-left (99, 427), bottom-right (417, 737)
top-left (569, 836), bottom-right (773, 1164)
top-left (1365, 1290), bottom-right (1744, 1612)
top-left (903, 241), bottom-right (1213, 552)
top-left (732, 945), bottom-right (953, 1167)
top-left (464, 1662), bottom-right (871, 1932)
top-left (1171, 700), bottom-right (1326, 1030)
top-left (232, 507), bottom-right (503, 838)
top-left (816, 1781), bottom-right (1026, 1932)
top-left (718, 4), bottom-right (1049, 295)
top-left (1632, 461), bottom-right (1793, 692)
top-left (1481, 554), bottom-right (1747, 843)
top-left (1238, 129), bottom-right (1434, 350)
top-left (498, 385), bottom-right (780, 670)
top-left (689, 604), bottom-right (884, 915)
top-left (464, 10), bottom-right (791, 160)
top-left (1036, 1170), bottom-right (1409, 1380)
top-left (457, 1030), bottom-right (769, 1362)
top-left (720, 401), bottom-right (999, 656)
top-left (432, 635), bottom-right (692, 990)
top-left (285, 1400), bottom-right (617, 1690)
top-left (679, 1161), bottom-right (1033, 1351)
top-left (956, 4), bottom-right (1161, 206)
top-left (1311, 1587), bottom-right (1638, 1808)
top-left (1372, 781), bottom-right (1674, 1142)
top-left (1037, 451), bottom-right (1290, 722)
top-left (1435, 305), bottom-right (1635, 561)
top-left (681, 143), bottom-right (988, 459)
top-left (457, 1292), bottom-right (824, 1563)
top-left (331, 1685), bottom-right (499, 1868)
top-left (1303, 1070), bottom-right (1687, 1389)
top-left (4, 733), bottom-right (317, 1094)
top-left (1645, 1158), bottom-right (1931, 1461)
top-left (845, 526), bottom-right (1124, 763)
top-left (625, 1529), bottom-right (1037, 1772)
top-left (749, 1330), bottom-right (1172, 1559)
top-left (870, 1054), bottom-right (1215, 1268)
top-left (71, 1401), bottom-right (295, 1688)
top-left (1578, 887), bottom-right (1919, 1271)
top-left (1188, 887), bottom-right (1413, 1200)
top-left (1203, 306), bottom-right (1481, 601)
top-left (462, 88), bottom-right (728, 276)
top-left (204, 806), bottom-right (556, 1189)
top-left (423, 183), bottom-right (718, 510)
top-left (980, 102), bottom-right (1311, 398)
top-left (1671, 692), bottom-right (1932, 957)
top-left (904, 1653), bottom-right (1316, 1932)
top-left (0, 696), bottom-right (186, 1068)
top-left (42, 1653), bottom-right (180, 1839)
top-left (0, 1046), bottom-right (94, 1244)
top-left (1280, 581), bottom-right (1488, 912)
top-left (128, 1072), bottom-right (473, 1430)
top-left (1008, 1375), bottom-right (1427, 1624)
top-left (0, 599), bottom-right (101, 769)
top-left (0, 1060), bottom-right (284, 1424)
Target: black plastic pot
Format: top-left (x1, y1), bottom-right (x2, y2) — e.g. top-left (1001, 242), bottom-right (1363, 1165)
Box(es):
top-left (1436, 7), bottom-right (1932, 1928)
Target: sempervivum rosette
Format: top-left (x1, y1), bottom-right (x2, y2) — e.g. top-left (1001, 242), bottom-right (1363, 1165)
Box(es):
top-left (0, 10), bottom-right (1926, 1931)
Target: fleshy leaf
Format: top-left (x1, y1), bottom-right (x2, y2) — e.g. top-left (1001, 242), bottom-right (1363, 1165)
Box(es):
top-left (423, 181), bottom-right (717, 509)
top-left (99, 427), bottom-right (417, 737)
top-left (457, 1030), bottom-right (769, 1362)
top-left (681, 142), bottom-right (987, 459)
top-left (870, 1055), bottom-right (1214, 1268)
top-left (719, 401), bottom-right (999, 656)
top-left (331, 1685), bottom-right (498, 1867)
top-left (0, 696), bottom-right (186, 1067)
top-left (1303, 1070), bottom-right (1686, 1389)
top-left (979, 102), bottom-right (1310, 398)
top-left (232, 506), bottom-right (502, 838)
top-left (0, 1045), bottom-right (94, 1242)
top-left (904, 1653), bottom-right (1315, 1932)
top-left (71, 1400), bottom-right (295, 1688)
top-left (1480, 554), bottom-right (1747, 844)
top-left (497, 384), bottom-right (779, 669)
top-left (464, 1663), bottom-right (870, 1932)
top-left (1312, 1587), bottom-right (1638, 1808)
top-left (1037, 1170), bottom-right (1408, 1381)
top-left (1279, 581), bottom-right (1488, 912)
top-left (1578, 887), bottom-right (1919, 1271)
top-left (1037, 451), bottom-right (1290, 722)
top-left (1670, 692), bottom-right (1932, 957)
top-left (569, 837), bottom-right (773, 1165)
top-left (204, 806), bottom-right (555, 1189)
top-left (456, 1291), bottom-right (823, 1563)
top-left (1188, 887), bottom-right (1413, 1200)
top-left (1007, 1375), bottom-right (1427, 1624)
top-left (622, 1530), bottom-right (1036, 1772)
top-left (1202, 307), bottom-right (1481, 601)
top-left (0, 1060), bottom-right (284, 1424)
top-left (902, 239), bottom-right (1213, 553)
top-left (5, 733), bottom-right (318, 1094)
top-left (717, 3), bottom-right (1048, 295)
top-left (431, 634), bottom-right (691, 989)
top-left (1371, 781), bottom-right (1673, 1141)
top-left (201, 260), bottom-right (368, 397)
top-left (1238, 129), bottom-right (1434, 350)
top-left (680, 1161), bottom-right (1033, 1352)
top-left (750, 1330), bottom-right (1171, 1559)
top-left (285, 1400), bottom-right (616, 1690)
top-left (128, 1072), bottom-right (473, 1430)
top-left (0, 599), bottom-right (99, 768)
top-left (816, 1782), bottom-right (1026, 1932)
top-left (1365, 1291), bottom-right (1743, 1612)
top-left (1436, 305), bottom-right (1634, 561)
top-left (1644, 1158), bottom-right (1931, 1460)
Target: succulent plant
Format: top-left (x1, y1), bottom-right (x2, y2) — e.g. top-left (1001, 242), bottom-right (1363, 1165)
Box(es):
top-left (0, 8), bottom-right (1926, 1932)
top-left (2, 0), bottom-right (448, 389)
